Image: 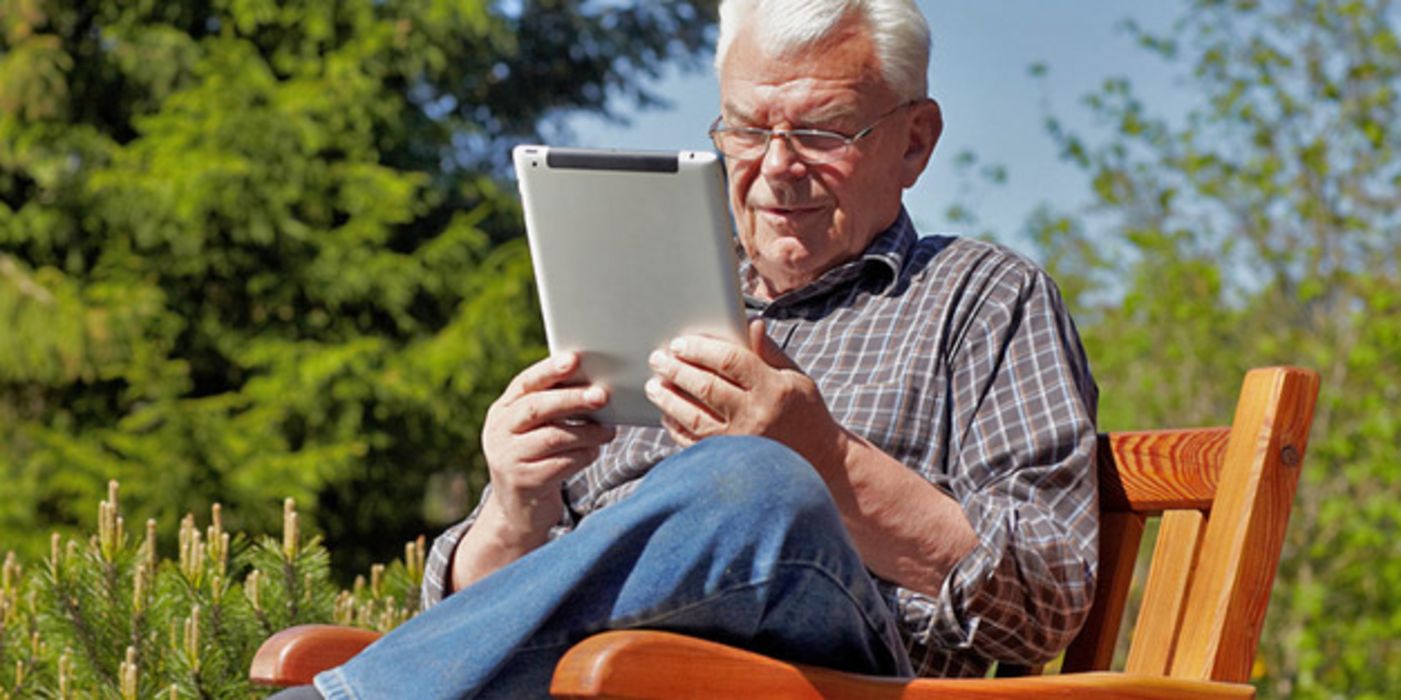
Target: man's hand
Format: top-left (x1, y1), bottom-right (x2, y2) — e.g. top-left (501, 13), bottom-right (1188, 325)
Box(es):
top-left (646, 320), bottom-right (978, 597)
top-left (645, 319), bottom-right (845, 470)
top-left (480, 352), bottom-right (616, 541)
top-left (453, 352), bottom-right (613, 593)
top-left (452, 352), bottom-right (615, 592)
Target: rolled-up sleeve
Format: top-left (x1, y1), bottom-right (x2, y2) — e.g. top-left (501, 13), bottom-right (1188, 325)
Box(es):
top-left (420, 483), bottom-right (580, 610)
top-left (897, 264), bottom-right (1099, 671)
top-left (420, 492), bottom-right (486, 610)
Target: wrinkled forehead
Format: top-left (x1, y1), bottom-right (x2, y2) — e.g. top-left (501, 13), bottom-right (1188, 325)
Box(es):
top-left (719, 83), bottom-right (864, 126)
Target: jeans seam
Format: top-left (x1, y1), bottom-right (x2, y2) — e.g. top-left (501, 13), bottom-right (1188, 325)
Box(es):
top-left (314, 667), bottom-right (360, 700)
top-left (516, 557), bottom-right (899, 662)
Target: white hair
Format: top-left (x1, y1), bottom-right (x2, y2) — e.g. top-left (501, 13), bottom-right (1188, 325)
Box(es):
top-left (714, 0), bottom-right (931, 101)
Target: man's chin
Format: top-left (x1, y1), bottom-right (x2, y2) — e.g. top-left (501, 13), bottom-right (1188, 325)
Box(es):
top-left (750, 243), bottom-right (828, 288)
top-left (751, 214), bottom-right (835, 243)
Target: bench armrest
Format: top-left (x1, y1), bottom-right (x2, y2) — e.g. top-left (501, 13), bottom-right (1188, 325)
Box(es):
top-left (550, 630), bottom-right (1256, 699)
top-left (249, 624), bottom-right (383, 687)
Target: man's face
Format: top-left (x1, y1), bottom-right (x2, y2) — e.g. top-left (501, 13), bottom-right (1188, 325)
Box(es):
top-left (718, 18), bottom-right (937, 299)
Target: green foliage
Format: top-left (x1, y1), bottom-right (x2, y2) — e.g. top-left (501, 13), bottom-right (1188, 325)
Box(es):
top-left (0, 482), bottom-right (422, 698)
top-left (0, 0), bottom-right (719, 574)
top-left (1022, 0), bottom-right (1400, 695)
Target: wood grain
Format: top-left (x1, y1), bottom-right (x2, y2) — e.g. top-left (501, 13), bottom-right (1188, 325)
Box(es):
top-left (1098, 428), bottom-right (1231, 513)
top-left (249, 624), bottom-right (383, 687)
top-left (1063, 512), bottom-right (1145, 673)
top-left (1169, 367), bottom-right (1319, 682)
top-left (551, 630), bottom-right (1256, 699)
top-left (1126, 509), bottom-right (1206, 675)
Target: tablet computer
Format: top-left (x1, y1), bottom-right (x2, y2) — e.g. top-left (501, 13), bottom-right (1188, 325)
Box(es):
top-left (513, 145), bottom-right (748, 426)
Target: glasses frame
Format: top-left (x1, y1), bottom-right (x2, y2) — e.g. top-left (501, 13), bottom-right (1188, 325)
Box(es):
top-left (707, 101), bottom-right (915, 164)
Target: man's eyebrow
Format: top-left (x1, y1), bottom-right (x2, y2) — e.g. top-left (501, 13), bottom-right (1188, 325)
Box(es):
top-left (720, 101), bottom-right (759, 125)
top-left (801, 103), bottom-right (861, 127)
top-left (720, 101), bottom-right (862, 129)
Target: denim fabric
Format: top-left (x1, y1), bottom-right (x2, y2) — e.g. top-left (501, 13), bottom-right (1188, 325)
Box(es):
top-left (315, 436), bottom-right (913, 699)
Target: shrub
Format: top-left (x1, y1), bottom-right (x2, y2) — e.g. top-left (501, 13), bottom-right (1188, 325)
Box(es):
top-left (0, 482), bottom-right (424, 698)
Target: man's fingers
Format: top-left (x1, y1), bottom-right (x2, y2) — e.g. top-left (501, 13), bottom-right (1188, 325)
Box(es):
top-left (648, 349), bottom-right (742, 410)
top-left (508, 384), bottom-right (609, 432)
top-left (504, 353), bottom-right (580, 400)
top-left (660, 415), bottom-right (699, 447)
top-left (666, 335), bottom-right (757, 388)
top-left (644, 377), bottom-right (724, 436)
top-left (518, 445), bottom-right (605, 484)
top-left (522, 422), bottom-right (617, 459)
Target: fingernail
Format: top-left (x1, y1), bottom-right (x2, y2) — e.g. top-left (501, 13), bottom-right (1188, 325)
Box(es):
top-left (648, 350), bottom-right (666, 368)
top-left (644, 378), bottom-right (660, 397)
top-left (669, 338), bottom-right (684, 352)
top-left (584, 386), bottom-right (605, 404)
top-left (555, 354), bottom-right (573, 371)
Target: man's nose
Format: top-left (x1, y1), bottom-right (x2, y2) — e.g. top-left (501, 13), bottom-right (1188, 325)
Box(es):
top-left (761, 133), bottom-right (807, 179)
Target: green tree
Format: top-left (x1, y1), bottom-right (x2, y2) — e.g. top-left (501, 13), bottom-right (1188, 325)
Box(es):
top-left (1025, 0), bottom-right (1400, 696)
top-left (0, 0), bottom-right (719, 574)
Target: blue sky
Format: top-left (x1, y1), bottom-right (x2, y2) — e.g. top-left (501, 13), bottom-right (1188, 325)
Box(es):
top-left (561, 1), bottom-right (1190, 251)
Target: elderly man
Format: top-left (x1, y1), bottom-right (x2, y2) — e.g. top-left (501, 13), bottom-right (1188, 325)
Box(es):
top-left (292, 0), bottom-right (1099, 697)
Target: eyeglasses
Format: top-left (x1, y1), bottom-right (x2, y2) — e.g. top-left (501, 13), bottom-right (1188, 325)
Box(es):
top-left (708, 102), bottom-right (913, 164)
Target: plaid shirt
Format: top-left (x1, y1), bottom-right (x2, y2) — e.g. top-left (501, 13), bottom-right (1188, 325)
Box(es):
top-left (423, 209), bottom-right (1099, 677)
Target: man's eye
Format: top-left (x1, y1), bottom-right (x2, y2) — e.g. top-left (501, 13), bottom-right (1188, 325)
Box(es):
top-left (794, 133), bottom-right (846, 151)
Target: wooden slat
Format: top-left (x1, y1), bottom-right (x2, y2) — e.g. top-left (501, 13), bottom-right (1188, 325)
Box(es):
top-left (1097, 428), bottom-right (1231, 514)
top-left (1126, 510), bottom-right (1207, 675)
top-left (1062, 512), bottom-right (1145, 673)
top-left (550, 630), bottom-right (1256, 699)
top-left (1169, 367), bottom-right (1319, 682)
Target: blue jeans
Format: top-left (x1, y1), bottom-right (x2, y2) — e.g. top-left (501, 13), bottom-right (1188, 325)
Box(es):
top-left (315, 436), bottom-right (913, 699)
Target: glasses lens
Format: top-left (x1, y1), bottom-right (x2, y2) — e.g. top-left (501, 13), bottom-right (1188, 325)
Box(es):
top-left (710, 128), bottom-right (763, 160)
top-left (709, 126), bottom-right (851, 163)
top-left (791, 132), bottom-right (849, 163)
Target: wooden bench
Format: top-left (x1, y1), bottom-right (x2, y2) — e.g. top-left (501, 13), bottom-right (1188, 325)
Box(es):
top-left (252, 366), bottom-right (1319, 699)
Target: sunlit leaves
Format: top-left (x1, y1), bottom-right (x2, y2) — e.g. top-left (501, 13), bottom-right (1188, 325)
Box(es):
top-left (0, 0), bottom-right (718, 579)
top-left (1023, 1), bottom-right (1400, 696)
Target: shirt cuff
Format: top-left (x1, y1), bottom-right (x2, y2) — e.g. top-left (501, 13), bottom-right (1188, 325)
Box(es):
top-left (420, 516), bottom-right (475, 610)
top-left (893, 507), bottom-right (1012, 652)
top-left (419, 483), bottom-right (580, 610)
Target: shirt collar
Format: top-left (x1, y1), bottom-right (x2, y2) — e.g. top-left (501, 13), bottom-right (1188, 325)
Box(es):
top-left (740, 207), bottom-right (917, 310)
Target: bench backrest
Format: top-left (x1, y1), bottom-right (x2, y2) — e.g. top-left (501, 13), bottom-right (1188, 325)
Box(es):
top-left (1059, 366), bottom-right (1319, 682)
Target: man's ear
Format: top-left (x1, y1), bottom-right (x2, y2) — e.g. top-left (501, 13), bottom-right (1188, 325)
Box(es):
top-left (899, 98), bottom-right (943, 188)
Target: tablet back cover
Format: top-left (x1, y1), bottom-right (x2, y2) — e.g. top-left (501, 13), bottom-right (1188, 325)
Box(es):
top-left (514, 146), bottom-right (747, 426)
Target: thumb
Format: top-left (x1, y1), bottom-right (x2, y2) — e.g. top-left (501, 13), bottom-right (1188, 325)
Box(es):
top-left (749, 319), bottom-right (795, 369)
